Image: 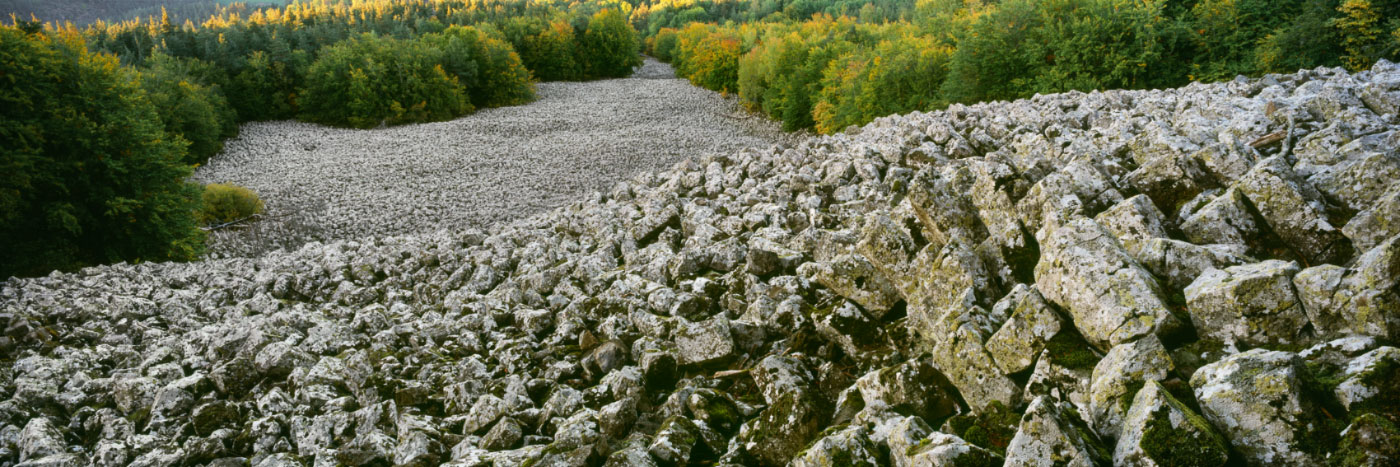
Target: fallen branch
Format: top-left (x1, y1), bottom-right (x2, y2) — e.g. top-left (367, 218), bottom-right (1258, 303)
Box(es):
top-left (201, 213), bottom-right (265, 231)
top-left (1249, 131), bottom-right (1287, 148)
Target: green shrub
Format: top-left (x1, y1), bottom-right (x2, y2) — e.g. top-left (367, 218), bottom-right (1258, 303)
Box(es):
top-left (199, 183), bottom-right (265, 225)
top-left (504, 18), bottom-right (582, 81)
top-left (651, 27), bottom-right (679, 62)
top-left (299, 33), bottom-right (471, 128)
top-left (0, 26), bottom-right (204, 278)
top-left (581, 9), bottom-right (643, 78)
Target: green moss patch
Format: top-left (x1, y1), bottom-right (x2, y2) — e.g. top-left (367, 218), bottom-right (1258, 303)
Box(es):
top-left (943, 400), bottom-right (1021, 456)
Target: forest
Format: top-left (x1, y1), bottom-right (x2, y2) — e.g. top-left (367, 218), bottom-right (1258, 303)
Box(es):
top-left (3, 0), bottom-right (1399, 278)
top-left (648, 0), bottom-right (1400, 133)
top-left (1, 0), bottom-right (643, 278)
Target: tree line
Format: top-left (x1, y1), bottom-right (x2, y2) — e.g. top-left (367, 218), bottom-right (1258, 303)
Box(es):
top-left (651, 0), bottom-right (1400, 133)
top-left (1, 0), bottom-right (645, 278)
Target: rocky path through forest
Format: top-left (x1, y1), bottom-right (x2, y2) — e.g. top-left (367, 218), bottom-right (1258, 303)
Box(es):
top-left (195, 58), bottom-right (795, 257)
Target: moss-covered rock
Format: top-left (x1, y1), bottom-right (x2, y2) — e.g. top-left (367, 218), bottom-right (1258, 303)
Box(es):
top-left (1087, 335), bottom-right (1176, 440)
top-left (737, 389), bottom-right (831, 466)
top-left (941, 400), bottom-right (1021, 456)
top-left (1114, 380), bottom-right (1230, 466)
top-left (788, 424), bottom-right (883, 467)
top-left (1004, 395), bottom-right (1112, 466)
top-left (1333, 347), bottom-right (1400, 421)
top-left (1331, 413), bottom-right (1400, 467)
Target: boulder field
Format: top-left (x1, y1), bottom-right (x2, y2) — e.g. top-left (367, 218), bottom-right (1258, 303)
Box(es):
top-left (3, 61), bottom-right (1400, 466)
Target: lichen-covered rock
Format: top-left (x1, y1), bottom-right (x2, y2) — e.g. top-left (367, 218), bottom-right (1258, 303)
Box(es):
top-left (884, 416), bottom-right (932, 467)
top-left (747, 237), bottom-right (803, 277)
top-left (908, 168), bottom-right (989, 248)
top-left (855, 359), bottom-right (961, 424)
top-left (674, 316), bottom-right (735, 367)
top-left (1113, 380), bottom-right (1230, 467)
top-left (789, 425), bottom-right (882, 467)
top-left (480, 417), bottom-right (522, 451)
top-left (1190, 349), bottom-right (1327, 466)
top-left (1342, 185), bottom-right (1400, 252)
top-left (1124, 155), bottom-right (1214, 221)
top-left (1023, 333), bottom-right (1101, 424)
top-left (906, 240), bottom-right (998, 343)
top-left (463, 395), bottom-right (508, 435)
top-left (1305, 148), bottom-right (1400, 213)
top-left (904, 432), bottom-right (1003, 467)
top-left (931, 322), bottom-right (1022, 413)
top-left (1184, 260), bottom-right (1309, 347)
top-left (1293, 236), bottom-right (1400, 341)
top-left (985, 285), bottom-right (1063, 375)
top-left (737, 390), bottom-right (831, 466)
top-left (1333, 346), bottom-right (1400, 417)
top-left (1034, 217), bottom-right (1181, 352)
top-left (1004, 396), bottom-right (1112, 467)
top-left (1087, 335), bottom-right (1175, 440)
top-left (18, 417), bottom-right (65, 463)
top-left (649, 416), bottom-right (701, 465)
top-left (1180, 187), bottom-right (1261, 247)
top-left (797, 255), bottom-right (901, 318)
top-left (812, 301), bottom-right (887, 357)
top-left (1235, 156), bottom-right (1353, 265)
top-left (856, 212), bottom-right (921, 296)
top-left (1094, 195), bottom-right (1169, 257)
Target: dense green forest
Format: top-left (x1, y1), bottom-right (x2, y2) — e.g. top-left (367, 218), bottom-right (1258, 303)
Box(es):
top-left (1, 0), bottom-right (645, 278)
top-left (4, 0), bottom-right (1399, 278)
top-left (647, 0), bottom-right (1400, 133)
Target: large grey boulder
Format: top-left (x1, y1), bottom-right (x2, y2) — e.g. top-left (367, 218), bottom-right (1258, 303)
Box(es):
top-left (1034, 218), bottom-right (1181, 352)
top-left (1184, 260), bottom-right (1309, 347)
top-left (1235, 156), bottom-right (1352, 265)
top-left (1190, 349), bottom-right (1327, 466)
top-left (1293, 236), bottom-right (1400, 341)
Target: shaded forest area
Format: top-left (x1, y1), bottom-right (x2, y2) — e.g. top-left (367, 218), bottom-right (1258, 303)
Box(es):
top-left (1, 0), bottom-right (285, 26)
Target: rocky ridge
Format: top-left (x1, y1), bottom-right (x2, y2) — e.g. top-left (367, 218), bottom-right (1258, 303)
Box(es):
top-left (3, 61), bottom-right (1400, 466)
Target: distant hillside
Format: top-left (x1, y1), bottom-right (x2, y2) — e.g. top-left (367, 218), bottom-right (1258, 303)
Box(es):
top-left (1, 0), bottom-right (285, 25)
